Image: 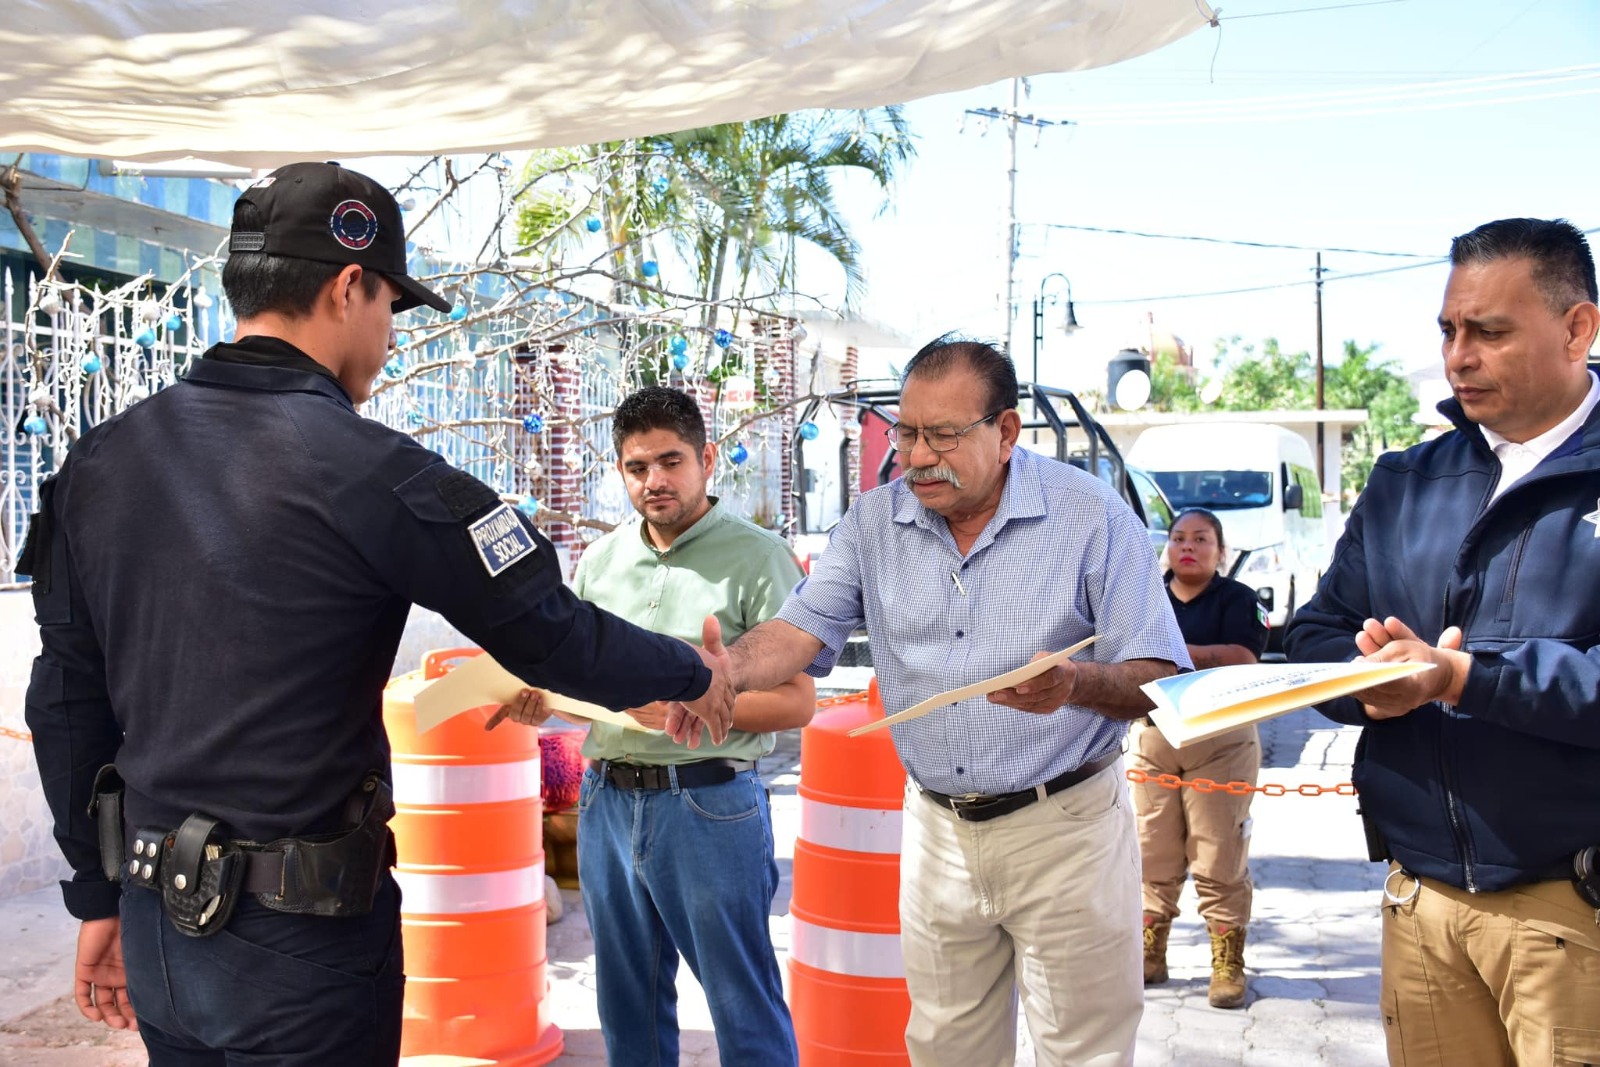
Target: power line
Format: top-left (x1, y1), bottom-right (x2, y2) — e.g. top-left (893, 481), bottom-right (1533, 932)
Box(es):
top-left (1080, 259), bottom-right (1447, 305)
top-left (1219, 0), bottom-right (1410, 20)
top-left (1078, 226), bottom-right (1600, 305)
top-left (1030, 222), bottom-right (1431, 258)
top-left (1021, 64), bottom-right (1600, 127)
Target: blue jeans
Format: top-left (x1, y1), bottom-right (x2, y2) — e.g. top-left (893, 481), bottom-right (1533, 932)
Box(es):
top-left (120, 876), bottom-right (405, 1065)
top-left (577, 764), bottom-right (798, 1067)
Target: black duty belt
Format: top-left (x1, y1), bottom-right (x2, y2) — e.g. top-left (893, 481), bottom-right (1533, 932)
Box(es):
top-left (920, 751), bottom-right (1120, 823)
top-left (123, 827), bottom-right (289, 895)
top-left (601, 758), bottom-right (756, 791)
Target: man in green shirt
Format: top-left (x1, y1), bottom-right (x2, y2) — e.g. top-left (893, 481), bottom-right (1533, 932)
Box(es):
top-left (505, 386), bottom-right (811, 1065)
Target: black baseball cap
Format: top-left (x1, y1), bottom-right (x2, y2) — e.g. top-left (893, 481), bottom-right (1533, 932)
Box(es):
top-left (228, 161), bottom-right (451, 314)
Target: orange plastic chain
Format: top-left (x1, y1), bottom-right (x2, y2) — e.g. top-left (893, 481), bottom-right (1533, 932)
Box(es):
top-left (0, 726), bottom-right (32, 743)
top-left (1125, 768), bottom-right (1355, 797)
top-left (820, 692), bottom-right (1355, 799)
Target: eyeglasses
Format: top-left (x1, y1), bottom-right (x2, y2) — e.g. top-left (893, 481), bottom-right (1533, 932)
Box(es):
top-left (885, 411), bottom-right (1003, 453)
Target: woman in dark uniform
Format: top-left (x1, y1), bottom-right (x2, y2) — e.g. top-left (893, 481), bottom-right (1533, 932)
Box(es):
top-left (1133, 507), bottom-right (1268, 1009)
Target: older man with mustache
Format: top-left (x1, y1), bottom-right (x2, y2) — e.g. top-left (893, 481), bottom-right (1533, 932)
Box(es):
top-left (716, 335), bottom-right (1190, 1067)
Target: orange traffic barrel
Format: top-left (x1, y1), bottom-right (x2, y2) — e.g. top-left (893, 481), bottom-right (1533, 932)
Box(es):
top-left (384, 648), bottom-right (562, 1067)
top-left (789, 680), bottom-right (911, 1065)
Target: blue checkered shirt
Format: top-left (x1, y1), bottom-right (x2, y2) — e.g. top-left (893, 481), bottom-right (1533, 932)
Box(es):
top-left (777, 446), bottom-right (1191, 795)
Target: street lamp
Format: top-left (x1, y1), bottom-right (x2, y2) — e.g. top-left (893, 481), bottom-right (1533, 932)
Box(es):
top-left (1030, 272), bottom-right (1081, 387)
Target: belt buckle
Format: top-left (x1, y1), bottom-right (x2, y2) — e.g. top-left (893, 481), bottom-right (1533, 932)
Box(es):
top-left (947, 792), bottom-right (994, 817)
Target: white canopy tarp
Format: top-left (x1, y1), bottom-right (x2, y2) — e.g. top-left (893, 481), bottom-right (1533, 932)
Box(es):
top-left (0, 1), bottom-right (1211, 167)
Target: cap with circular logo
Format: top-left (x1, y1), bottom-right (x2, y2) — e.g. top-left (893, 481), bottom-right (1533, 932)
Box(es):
top-left (228, 162), bottom-right (450, 314)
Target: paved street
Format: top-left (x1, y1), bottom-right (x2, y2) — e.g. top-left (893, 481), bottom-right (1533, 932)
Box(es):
top-left (0, 700), bottom-right (1388, 1066)
top-left (543, 698), bottom-right (1388, 1066)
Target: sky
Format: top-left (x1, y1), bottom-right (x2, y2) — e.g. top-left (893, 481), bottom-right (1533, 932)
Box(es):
top-left (813, 0), bottom-right (1600, 395)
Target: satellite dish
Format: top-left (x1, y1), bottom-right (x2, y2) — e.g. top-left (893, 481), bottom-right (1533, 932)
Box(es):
top-left (1200, 378), bottom-right (1224, 405)
top-left (1115, 368), bottom-right (1151, 411)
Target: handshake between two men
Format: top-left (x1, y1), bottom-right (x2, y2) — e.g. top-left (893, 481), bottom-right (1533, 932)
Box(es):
top-left (490, 614), bottom-right (738, 746)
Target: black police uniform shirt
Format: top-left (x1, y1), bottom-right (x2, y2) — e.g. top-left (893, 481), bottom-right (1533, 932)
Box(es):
top-left (22, 335), bottom-right (711, 921)
top-left (1164, 573), bottom-right (1270, 659)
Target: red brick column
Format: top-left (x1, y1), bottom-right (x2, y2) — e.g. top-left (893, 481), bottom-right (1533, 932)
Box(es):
top-left (842, 344), bottom-right (862, 507)
top-left (521, 344), bottom-right (583, 576)
top-left (751, 316), bottom-right (798, 539)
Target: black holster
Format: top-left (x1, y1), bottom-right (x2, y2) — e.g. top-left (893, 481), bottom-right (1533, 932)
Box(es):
top-left (1358, 806), bottom-right (1390, 864)
top-left (255, 774), bottom-right (396, 918)
top-left (88, 765), bottom-right (126, 884)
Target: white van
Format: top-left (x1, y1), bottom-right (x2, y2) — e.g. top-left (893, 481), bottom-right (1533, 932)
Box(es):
top-left (1128, 423), bottom-right (1329, 646)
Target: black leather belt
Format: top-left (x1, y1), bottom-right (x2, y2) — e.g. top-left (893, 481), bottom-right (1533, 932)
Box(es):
top-left (920, 752), bottom-right (1119, 823)
top-left (123, 826), bottom-right (287, 895)
top-left (601, 758), bottom-right (756, 791)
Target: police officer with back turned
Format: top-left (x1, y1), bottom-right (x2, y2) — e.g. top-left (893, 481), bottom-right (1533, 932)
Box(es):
top-left (20, 161), bottom-right (735, 1066)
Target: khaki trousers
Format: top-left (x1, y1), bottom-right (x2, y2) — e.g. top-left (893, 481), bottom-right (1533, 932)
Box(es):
top-left (1380, 865), bottom-right (1600, 1067)
top-left (899, 762), bottom-right (1143, 1067)
top-left (1129, 719), bottom-right (1259, 926)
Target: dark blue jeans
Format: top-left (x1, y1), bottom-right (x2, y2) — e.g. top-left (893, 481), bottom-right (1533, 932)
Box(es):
top-left (120, 876), bottom-right (405, 1066)
top-left (577, 764), bottom-right (798, 1067)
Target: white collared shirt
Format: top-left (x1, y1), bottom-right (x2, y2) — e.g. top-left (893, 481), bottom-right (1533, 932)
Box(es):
top-left (1481, 372), bottom-right (1600, 501)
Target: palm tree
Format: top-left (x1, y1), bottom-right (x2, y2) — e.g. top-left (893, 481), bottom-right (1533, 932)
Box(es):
top-left (657, 107), bottom-right (914, 321)
top-left (514, 108), bottom-right (914, 322)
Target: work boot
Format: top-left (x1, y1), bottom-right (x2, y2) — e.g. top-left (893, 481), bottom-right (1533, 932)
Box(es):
top-left (1207, 922), bottom-right (1248, 1009)
top-left (1142, 913), bottom-right (1171, 986)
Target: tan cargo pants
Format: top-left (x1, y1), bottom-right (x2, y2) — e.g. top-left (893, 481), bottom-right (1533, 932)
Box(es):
top-left (1379, 865), bottom-right (1600, 1066)
top-left (1129, 719), bottom-right (1259, 926)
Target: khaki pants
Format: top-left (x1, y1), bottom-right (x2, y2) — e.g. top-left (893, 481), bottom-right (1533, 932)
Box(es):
top-left (1129, 719), bottom-right (1259, 926)
top-left (1380, 865), bottom-right (1600, 1066)
top-left (899, 763), bottom-right (1143, 1067)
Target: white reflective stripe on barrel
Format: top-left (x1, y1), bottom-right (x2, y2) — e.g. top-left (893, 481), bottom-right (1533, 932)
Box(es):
top-left (395, 863), bottom-right (545, 914)
top-left (790, 915), bottom-right (904, 979)
top-left (799, 797), bottom-right (903, 855)
top-left (391, 757), bottom-right (542, 806)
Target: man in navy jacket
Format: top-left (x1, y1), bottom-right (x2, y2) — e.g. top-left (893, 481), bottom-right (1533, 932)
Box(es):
top-left (1286, 217), bottom-right (1600, 1067)
top-left (22, 161), bottom-right (735, 1066)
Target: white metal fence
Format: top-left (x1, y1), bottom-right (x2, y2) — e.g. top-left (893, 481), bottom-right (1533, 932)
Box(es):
top-left (2, 267), bottom-right (214, 584)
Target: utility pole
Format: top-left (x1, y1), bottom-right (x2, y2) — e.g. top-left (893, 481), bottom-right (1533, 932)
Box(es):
top-left (962, 82), bottom-right (1072, 364)
top-left (1003, 78), bottom-right (1020, 361)
top-left (1314, 252), bottom-right (1326, 485)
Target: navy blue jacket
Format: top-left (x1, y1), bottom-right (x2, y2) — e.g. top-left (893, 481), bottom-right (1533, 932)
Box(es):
top-left (22, 339), bottom-right (710, 920)
top-left (1285, 386), bottom-right (1600, 892)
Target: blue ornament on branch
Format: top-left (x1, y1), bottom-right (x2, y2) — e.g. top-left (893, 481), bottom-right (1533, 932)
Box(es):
top-left (407, 410), bottom-right (425, 426)
top-left (134, 328), bottom-right (156, 348)
top-left (729, 442), bottom-right (749, 465)
top-left (799, 420), bottom-right (820, 441)
top-left (449, 303), bottom-right (469, 322)
top-left (641, 260), bottom-right (659, 279)
top-left (714, 329), bottom-right (733, 348)
top-left (652, 174), bottom-right (671, 194)
top-left (522, 413), bottom-right (545, 434)
top-left (81, 355), bottom-right (103, 374)
top-left (671, 352), bottom-right (690, 371)
top-left (585, 217), bottom-right (603, 233)
top-left (384, 358), bottom-right (404, 378)
top-left (518, 496), bottom-right (541, 515)
top-left (23, 414), bottom-right (48, 436)
top-left (164, 314), bottom-right (183, 332)
top-left (668, 334), bottom-right (689, 356)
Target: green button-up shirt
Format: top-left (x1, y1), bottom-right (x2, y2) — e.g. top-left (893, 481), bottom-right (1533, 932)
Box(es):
top-left (573, 499), bottom-right (805, 765)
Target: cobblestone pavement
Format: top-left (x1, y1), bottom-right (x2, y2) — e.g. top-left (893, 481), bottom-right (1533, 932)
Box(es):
top-left (0, 703), bottom-right (1388, 1066)
top-left (545, 702), bottom-right (1388, 1066)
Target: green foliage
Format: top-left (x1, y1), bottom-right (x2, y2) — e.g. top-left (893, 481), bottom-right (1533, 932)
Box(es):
top-left (1147, 336), bottom-right (1422, 504)
top-left (1147, 351), bottom-right (1202, 413)
top-left (512, 147), bottom-right (589, 252)
top-left (1323, 340), bottom-right (1422, 498)
top-left (508, 109), bottom-right (915, 326)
